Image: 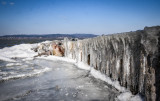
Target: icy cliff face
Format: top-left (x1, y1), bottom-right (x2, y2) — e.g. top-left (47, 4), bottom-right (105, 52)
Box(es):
top-left (64, 26), bottom-right (160, 101)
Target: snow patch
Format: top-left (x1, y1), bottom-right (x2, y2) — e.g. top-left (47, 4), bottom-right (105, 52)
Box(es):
top-left (22, 57), bottom-right (34, 61)
top-left (37, 56), bottom-right (90, 70)
top-left (0, 43), bottom-right (38, 62)
top-left (40, 40), bottom-right (52, 44)
top-left (116, 92), bottom-right (143, 101)
top-left (130, 94), bottom-right (143, 101)
top-left (0, 56), bottom-right (16, 62)
top-left (36, 56), bottom-right (75, 63)
top-left (75, 62), bottom-right (91, 70)
top-left (90, 68), bottom-right (126, 92)
top-left (6, 63), bottom-right (22, 67)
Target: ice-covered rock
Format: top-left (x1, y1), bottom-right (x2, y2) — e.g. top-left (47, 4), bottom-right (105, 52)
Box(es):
top-left (51, 42), bottom-right (65, 56)
top-left (32, 26), bottom-right (160, 101)
top-left (64, 26), bottom-right (160, 101)
top-left (35, 40), bottom-right (64, 57)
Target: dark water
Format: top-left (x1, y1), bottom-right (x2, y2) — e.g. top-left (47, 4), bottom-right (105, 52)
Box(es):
top-left (0, 38), bottom-right (53, 49)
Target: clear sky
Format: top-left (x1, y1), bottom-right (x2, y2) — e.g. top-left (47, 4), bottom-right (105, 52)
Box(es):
top-left (0, 0), bottom-right (160, 35)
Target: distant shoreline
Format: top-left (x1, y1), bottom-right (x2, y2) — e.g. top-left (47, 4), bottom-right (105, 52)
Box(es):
top-left (0, 34), bottom-right (98, 39)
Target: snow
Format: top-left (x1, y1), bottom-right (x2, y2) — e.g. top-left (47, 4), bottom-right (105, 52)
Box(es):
top-left (90, 68), bottom-right (126, 92)
top-left (0, 56), bottom-right (16, 62)
top-left (116, 92), bottom-right (143, 101)
top-left (0, 42), bottom-right (51, 82)
top-left (116, 92), bottom-right (133, 101)
top-left (41, 40), bottom-right (52, 44)
top-left (0, 43), bottom-right (38, 62)
top-left (130, 94), bottom-right (143, 101)
top-left (6, 63), bottom-right (22, 67)
top-left (75, 61), bottom-right (91, 70)
top-left (37, 55), bottom-right (75, 63)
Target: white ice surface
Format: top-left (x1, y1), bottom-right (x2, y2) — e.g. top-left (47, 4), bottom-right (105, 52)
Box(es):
top-left (1, 67), bottom-right (51, 81)
top-left (0, 56), bottom-right (16, 62)
top-left (40, 40), bottom-right (52, 44)
top-left (6, 63), bottom-right (22, 67)
top-left (37, 55), bottom-right (75, 64)
top-left (90, 68), bottom-right (126, 92)
top-left (116, 92), bottom-right (143, 101)
top-left (0, 44), bottom-right (38, 62)
top-left (37, 55), bottom-right (143, 101)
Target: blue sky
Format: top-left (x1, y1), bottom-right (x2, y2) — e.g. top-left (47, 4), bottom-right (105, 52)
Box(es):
top-left (0, 0), bottom-right (160, 35)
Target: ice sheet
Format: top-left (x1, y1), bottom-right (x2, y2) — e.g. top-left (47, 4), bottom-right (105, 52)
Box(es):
top-left (37, 55), bottom-right (143, 101)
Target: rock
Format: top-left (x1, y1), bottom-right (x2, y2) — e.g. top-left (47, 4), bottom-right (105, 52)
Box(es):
top-left (52, 44), bottom-right (65, 57)
top-left (32, 26), bottom-right (160, 101)
top-left (31, 47), bottom-right (38, 52)
top-left (64, 26), bottom-right (160, 101)
top-left (35, 40), bottom-right (65, 57)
